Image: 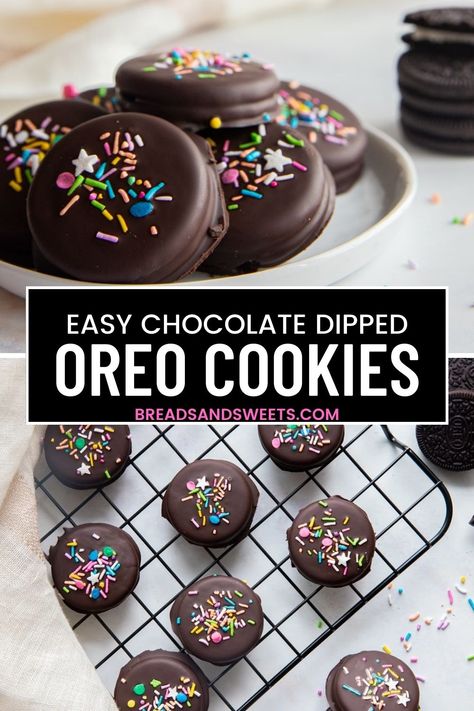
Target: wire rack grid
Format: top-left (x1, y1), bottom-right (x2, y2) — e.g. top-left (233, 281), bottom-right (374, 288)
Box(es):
top-left (35, 424), bottom-right (452, 710)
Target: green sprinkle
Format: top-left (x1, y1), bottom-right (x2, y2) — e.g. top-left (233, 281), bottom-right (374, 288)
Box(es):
top-left (316, 619), bottom-right (323, 628)
top-left (91, 200), bottom-right (106, 211)
top-left (227, 204), bottom-right (239, 211)
top-left (62, 586), bottom-right (70, 594)
top-left (318, 501), bottom-right (328, 508)
top-left (142, 66), bottom-right (157, 72)
top-left (234, 590), bottom-right (244, 598)
top-left (98, 86), bottom-right (107, 98)
top-left (452, 216), bottom-right (462, 224)
top-left (67, 174), bottom-right (84, 196)
top-left (468, 655), bottom-right (474, 661)
top-left (329, 110), bottom-right (344, 121)
top-left (25, 169), bottom-right (33, 185)
top-left (150, 679), bottom-right (161, 688)
top-left (198, 73), bottom-right (216, 78)
top-left (247, 619), bottom-right (256, 625)
top-left (103, 546), bottom-right (114, 556)
top-left (85, 178), bottom-right (107, 190)
top-left (128, 176), bottom-right (136, 186)
top-left (104, 469), bottom-right (111, 479)
top-left (133, 684), bottom-right (146, 696)
top-left (284, 132), bottom-right (304, 147)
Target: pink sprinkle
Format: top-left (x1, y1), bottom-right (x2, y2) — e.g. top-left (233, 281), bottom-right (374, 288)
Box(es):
top-left (186, 481), bottom-right (195, 490)
top-left (271, 437), bottom-right (281, 449)
top-left (448, 589), bottom-right (454, 605)
top-left (104, 142), bottom-right (111, 156)
top-left (292, 160), bottom-right (308, 172)
top-left (62, 83), bottom-right (78, 98)
top-left (96, 231), bottom-right (119, 244)
top-left (416, 676), bottom-right (426, 683)
top-left (56, 171), bottom-right (75, 189)
top-left (410, 657), bottom-right (418, 663)
top-left (299, 527), bottom-right (311, 539)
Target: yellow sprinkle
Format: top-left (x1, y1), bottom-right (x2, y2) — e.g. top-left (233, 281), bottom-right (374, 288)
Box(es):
top-left (210, 116), bottom-right (222, 129)
top-left (127, 702), bottom-right (136, 709)
top-left (382, 645), bottom-right (392, 654)
top-left (461, 576), bottom-right (466, 584)
top-left (102, 209), bottom-right (114, 221)
top-left (9, 180), bottom-right (22, 192)
top-left (112, 156), bottom-right (121, 165)
top-left (14, 166), bottom-right (22, 184)
top-left (117, 214), bottom-right (128, 233)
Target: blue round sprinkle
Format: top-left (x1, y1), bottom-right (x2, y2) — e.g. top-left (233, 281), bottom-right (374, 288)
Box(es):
top-left (129, 201), bottom-right (154, 218)
top-left (88, 550), bottom-right (98, 561)
top-left (176, 693), bottom-right (188, 703)
top-left (91, 588), bottom-right (101, 599)
top-left (209, 515), bottom-right (221, 525)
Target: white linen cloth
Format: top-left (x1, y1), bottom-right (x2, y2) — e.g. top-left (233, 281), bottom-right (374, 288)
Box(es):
top-left (0, 359), bottom-right (118, 709)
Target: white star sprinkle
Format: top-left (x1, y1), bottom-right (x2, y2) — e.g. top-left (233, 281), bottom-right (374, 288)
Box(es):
top-left (195, 476), bottom-right (209, 490)
top-left (72, 148), bottom-right (99, 176)
top-left (77, 463), bottom-right (91, 476)
top-left (167, 687), bottom-right (178, 700)
top-left (263, 148), bottom-right (292, 173)
top-left (397, 692), bottom-right (410, 707)
top-left (88, 571), bottom-right (100, 585)
top-left (385, 677), bottom-right (399, 692)
top-left (336, 552), bottom-right (351, 567)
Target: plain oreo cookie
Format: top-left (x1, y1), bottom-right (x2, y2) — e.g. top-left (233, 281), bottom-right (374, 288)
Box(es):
top-left (403, 8), bottom-right (474, 51)
top-left (416, 389), bottom-right (474, 471)
top-left (398, 51), bottom-right (474, 100)
top-left (400, 101), bottom-right (474, 154)
top-left (449, 358), bottom-right (474, 390)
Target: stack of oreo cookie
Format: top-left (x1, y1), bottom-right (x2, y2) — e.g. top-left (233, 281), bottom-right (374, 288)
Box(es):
top-left (416, 358), bottom-right (474, 471)
top-left (399, 8), bottom-right (474, 154)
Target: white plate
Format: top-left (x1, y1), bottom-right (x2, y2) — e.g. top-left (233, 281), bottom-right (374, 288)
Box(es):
top-left (0, 126), bottom-right (416, 298)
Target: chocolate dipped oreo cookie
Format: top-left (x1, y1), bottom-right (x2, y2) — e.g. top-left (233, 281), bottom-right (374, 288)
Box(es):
top-left (258, 423), bottom-right (344, 471)
top-left (287, 496), bottom-right (375, 586)
top-left (162, 459), bottom-right (259, 547)
top-left (48, 522), bottom-right (141, 613)
top-left (326, 650), bottom-right (420, 710)
top-left (0, 99), bottom-right (105, 265)
top-left (277, 81), bottom-right (367, 193)
top-left (114, 650), bottom-right (209, 711)
top-left (28, 112), bottom-right (228, 282)
top-left (44, 424), bottom-right (131, 489)
top-left (201, 122), bottom-right (335, 275)
top-left (416, 389), bottom-right (474, 471)
top-left (170, 575), bottom-right (263, 665)
top-left (116, 49), bottom-right (279, 129)
top-left (79, 86), bottom-right (122, 113)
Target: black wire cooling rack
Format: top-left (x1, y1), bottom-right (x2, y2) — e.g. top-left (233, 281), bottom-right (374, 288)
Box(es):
top-left (35, 424), bottom-right (452, 710)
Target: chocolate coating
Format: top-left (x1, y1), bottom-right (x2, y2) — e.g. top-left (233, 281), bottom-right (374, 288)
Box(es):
top-left (114, 649), bottom-right (209, 711)
top-left (170, 575), bottom-right (263, 665)
top-left (287, 496), bottom-right (375, 586)
top-left (28, 112), bottom-right (227, 282)
top-left (416, 389), bottom-right (474, 471)
top-left (0, 100), bottom-right (105, 264)
top-left (44, 424), bottom-right (131, 489)
top-left (48, 522), bottom-right (141, 613)
top-left (405, 7), bottom-right (474, 34)
top-left (162, 459), bottom-right (259, 547)
top-left (277, 81), bottom-right (367, 193)
top-left (449, 357), bottom-right (474, 390)
top-left (326, 650), bottom-right (420, 710)
top-left (78, 86), bottom-right (122, 113)
top-left (116, 50), bottom-right (279, 128)
top-left (258, 423), bottom-right (344, 471)
top-left (200, 122), bottom-right (335, 275)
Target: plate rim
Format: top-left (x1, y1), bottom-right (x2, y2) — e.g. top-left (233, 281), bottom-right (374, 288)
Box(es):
top-left (0, 124), bottom-right (417, 292)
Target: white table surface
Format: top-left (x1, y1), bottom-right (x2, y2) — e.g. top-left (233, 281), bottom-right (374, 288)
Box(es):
top-left (1, 0), bottom-right (474, 353)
